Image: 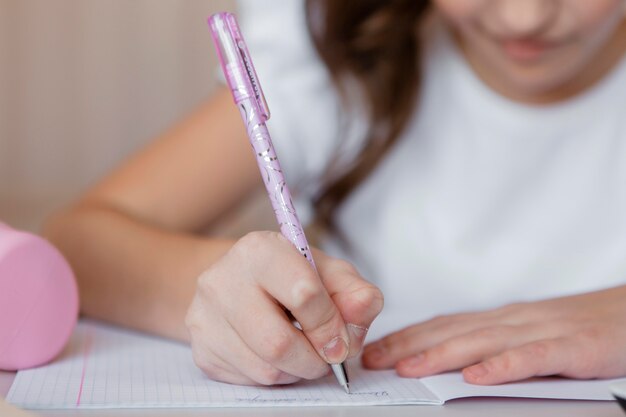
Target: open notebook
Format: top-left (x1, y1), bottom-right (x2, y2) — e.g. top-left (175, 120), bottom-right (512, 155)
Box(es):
top-left (7, 319), bottom-right (621, 409)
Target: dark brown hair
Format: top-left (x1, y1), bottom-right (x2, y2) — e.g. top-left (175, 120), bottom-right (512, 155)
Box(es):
top-left (305, 0), bottom-right (430, 231)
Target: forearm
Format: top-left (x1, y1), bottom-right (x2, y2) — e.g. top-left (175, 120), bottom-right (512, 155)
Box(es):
top-left (43, 203), bottom-right (234, 342)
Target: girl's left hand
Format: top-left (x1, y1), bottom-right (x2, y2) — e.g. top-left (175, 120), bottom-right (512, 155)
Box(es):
top-left (362, 285), bottom-right (626, 385)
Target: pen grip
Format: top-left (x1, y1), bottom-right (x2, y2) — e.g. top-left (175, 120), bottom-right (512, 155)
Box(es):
top-left (237, 98), bottom-right (317, 270)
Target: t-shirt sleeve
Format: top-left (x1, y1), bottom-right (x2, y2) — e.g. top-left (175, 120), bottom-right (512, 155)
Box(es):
top-left (235, 0), bottom-right (345, 196)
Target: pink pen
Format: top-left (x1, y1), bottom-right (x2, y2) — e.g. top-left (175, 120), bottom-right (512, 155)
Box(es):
top-left (208, 12), bottom-right (349, 393)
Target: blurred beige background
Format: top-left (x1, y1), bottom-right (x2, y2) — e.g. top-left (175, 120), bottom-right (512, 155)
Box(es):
top-left (0, 0), bottom-right (278, 234)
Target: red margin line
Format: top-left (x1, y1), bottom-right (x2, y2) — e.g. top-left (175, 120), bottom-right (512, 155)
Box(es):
top-left (75, 327), bottom-right (94, 407)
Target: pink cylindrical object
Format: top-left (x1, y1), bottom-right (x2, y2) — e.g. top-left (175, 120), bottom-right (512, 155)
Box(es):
top-left (0, 223), bottom-right (79, 370)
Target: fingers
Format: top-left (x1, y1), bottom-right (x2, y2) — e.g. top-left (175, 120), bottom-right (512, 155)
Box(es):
top-left (395, 326), bottom-right (550, 377)
top-left (394, 321), bottom-right (575, 378)
top-left (226, 286), bottom-right (330, 380)
top-left (360, 289), bottom-right (626, 386)
top-left (221, 231), bottom-right (352, 366)
top-left (463, 338), bottom-right (574, 385)
top-left (190, 340), bottom-right (261, 386)
top-left (361, 310), bottom-right (614, 386)
top-left (253, 234), bottom-right (383, 363)
top-left (187, 231), bottom-right (384, 386)
top-left (363, 311), bottom-right (495, 369)
top-left (188, 307), bottom-right (300, 386)
top-left (313, 251), bottom-right (384, 357)
top-left (187, 258), bottom-right (314, 386)
top-left (362, 302), bottom-right (550, 370)
top-left (395, 325), bottom-right (522, 377)
top-left (255, 242), bottom-right (351, 365)
top-left (463, 325), bottom-right (626, 385)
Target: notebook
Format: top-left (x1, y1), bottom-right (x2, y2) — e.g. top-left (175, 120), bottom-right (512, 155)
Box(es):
top-left (6, 318), bottom-right (621, 409)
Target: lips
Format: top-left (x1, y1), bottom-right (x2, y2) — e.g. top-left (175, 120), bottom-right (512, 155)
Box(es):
top-left (474, 23), bottom-right (566, 64)
top-left (500, 38), bottom-right (555, 62)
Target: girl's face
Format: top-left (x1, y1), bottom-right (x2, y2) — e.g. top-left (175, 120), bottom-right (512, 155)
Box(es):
top-left (433, 0), bottom-right (626, 101)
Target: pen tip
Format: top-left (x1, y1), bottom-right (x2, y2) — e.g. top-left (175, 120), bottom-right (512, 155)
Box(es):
top-left (344, 383), bottom-right (350, 394)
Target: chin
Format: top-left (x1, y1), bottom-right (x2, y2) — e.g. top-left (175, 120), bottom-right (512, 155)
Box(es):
top-left (492, 52), bottom-right (583, 102)
top-left (501, 71), bottom-right (567, 101)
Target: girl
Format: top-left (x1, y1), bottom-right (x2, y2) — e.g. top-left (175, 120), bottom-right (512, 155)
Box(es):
top-left (45, 0), bottom-right (626, 387)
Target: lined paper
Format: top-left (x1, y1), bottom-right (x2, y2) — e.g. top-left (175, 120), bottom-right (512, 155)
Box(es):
top-left (7, 321), bottom-right (439, 409)
top-left (7, 318), bottom-right (620, 409)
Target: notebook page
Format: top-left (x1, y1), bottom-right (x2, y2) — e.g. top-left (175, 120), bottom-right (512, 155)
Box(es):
top-left (421, 372), bottom-right (619, 402)
top-left (7, 320), bottom-right (440, 409)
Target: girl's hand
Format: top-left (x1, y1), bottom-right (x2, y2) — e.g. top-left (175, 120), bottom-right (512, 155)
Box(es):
top-left (185, 231), bottom-right (383, 386)
top-left (362, 285), bottom-right (626, 385)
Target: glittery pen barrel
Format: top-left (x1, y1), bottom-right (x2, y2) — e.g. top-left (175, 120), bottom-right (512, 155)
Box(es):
top-left (208, 12), bottom-right (350, 393)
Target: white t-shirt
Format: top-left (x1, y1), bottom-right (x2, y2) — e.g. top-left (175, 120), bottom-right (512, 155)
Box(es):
top-left (237, 0), bottom-right (626, 322)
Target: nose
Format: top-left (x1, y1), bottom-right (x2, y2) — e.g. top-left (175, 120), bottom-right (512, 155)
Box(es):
top-left (492, 0), bottom-right (558, 38)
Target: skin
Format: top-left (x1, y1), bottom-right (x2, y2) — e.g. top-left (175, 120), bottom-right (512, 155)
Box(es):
top-left (44, 89), bottom-right (383, 386)
top-left (362, 287), bottom-right (626, 385)
top-left (45, 0), bottom-right (626, 387)
top-left (361, 0), bottom-right (626, 385)
top-left (437, 0), bottom-right (626, 103)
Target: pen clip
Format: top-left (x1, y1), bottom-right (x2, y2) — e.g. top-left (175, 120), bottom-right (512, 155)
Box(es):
top-left (209, 13), bottom-right (270, 122)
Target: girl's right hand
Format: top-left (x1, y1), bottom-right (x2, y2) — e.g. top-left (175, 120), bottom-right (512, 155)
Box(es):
top-left (185, 231), bottom-right (384, 386)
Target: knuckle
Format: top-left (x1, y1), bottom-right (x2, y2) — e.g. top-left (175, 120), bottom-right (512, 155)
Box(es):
top-left (184, 308), bottom-right (197, 331)
top-left (576, 326), bottom-right (603, 342)
top-left (240, 230), bottom-right (273, 246)
top-left (493, 352), bottom-right (515, 374)
top-left (196, 270), bottom-right (212, 290)
top-left (428, 343), bottom-right (450, 364)
top-left (490, 342), bottom-right (548, 374)
top-left (261, 332), bottom-right (294, 363)
top-left (347, 284), bottom-right (384, 315)
top-left (474, 325), bottom-right (511, 339)
top-left (185, 299), bottom-right (207, 333)
top-left (330, 258), bottom-right (360, 275)
top-left (254, 366), bottom-right (286, 386)
top-left (290, 279), bottom-right (323, 310)
top-left (526, 341), bottom-right (551, 360)
top-left (234, 231), bottom-right (280, 258)
top-left (191, 351), bottom-right (222, 380)
top-left (366, 286), bottom-right (385, 314)
top-left (196, 270), bottom-right (220, 299)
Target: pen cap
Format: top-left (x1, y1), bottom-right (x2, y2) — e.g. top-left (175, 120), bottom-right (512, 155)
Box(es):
top-left (208, 12), bottom-right (270, 121)
top-left (0, 223), bottom-right (79, 371)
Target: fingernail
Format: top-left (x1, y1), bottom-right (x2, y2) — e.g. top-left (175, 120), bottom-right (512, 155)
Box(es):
top-left (347, 324), bottom-right (368, 348)
top-left (402, 353), bottom-right (425, 368)
top-left (466, 363), bottom-right (488, 379)
top-left (322, 336), bottom-right (349, 363)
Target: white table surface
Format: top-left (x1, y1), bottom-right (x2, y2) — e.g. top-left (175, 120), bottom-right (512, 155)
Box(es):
top-left (2, 370), bottom-right (624, 417)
